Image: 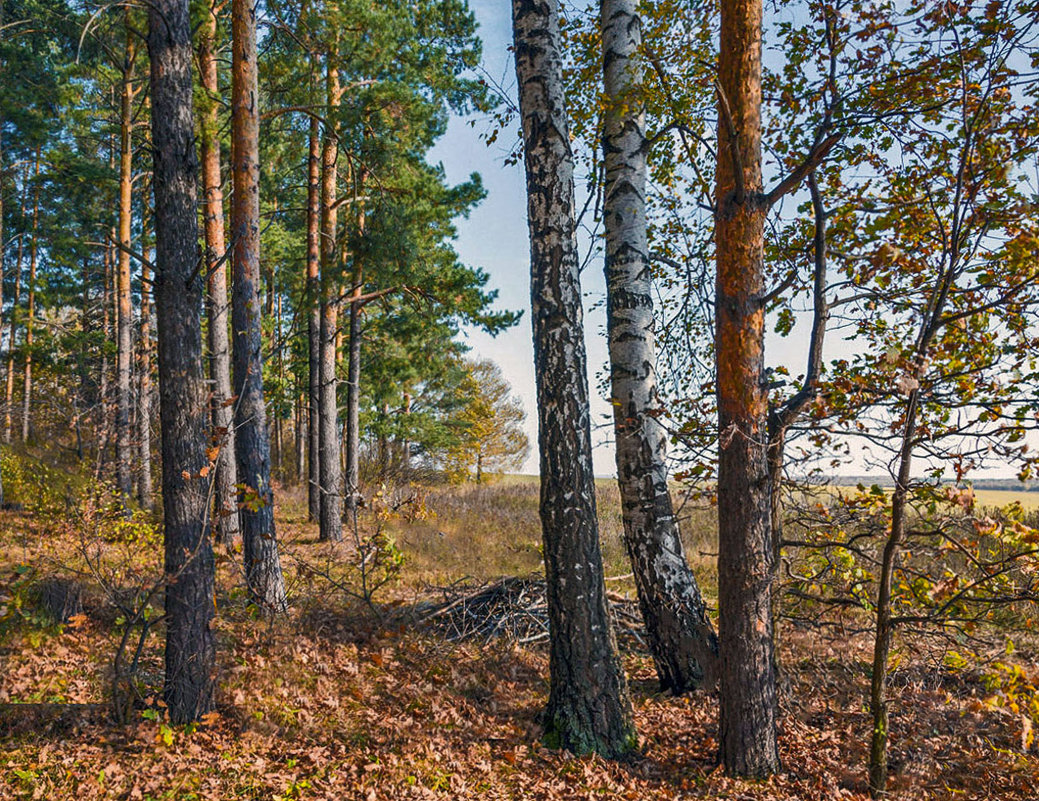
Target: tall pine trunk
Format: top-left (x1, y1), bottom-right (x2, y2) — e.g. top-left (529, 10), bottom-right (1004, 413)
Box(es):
top-left (513, 0), bottom-right (636, 758)
top-left (199, 0), bottom-right (241, 546)
top-left (715, 0), bottom-right (780, 778)
top-left (306, 115), bottom-right (322, 522)
top-left (601, 0), bottom-right (718, 693)
top-left (146, 0), bottom-right (216, 723)
top-left (115, 16), bottom-right (136, 500)
top-left (318, 53), bottom-right (342, 543)
top-left (231, 0), bottom-right (287, 610)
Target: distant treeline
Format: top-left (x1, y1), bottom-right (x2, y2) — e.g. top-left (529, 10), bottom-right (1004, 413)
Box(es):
top-left (830, 476), bottom-right (1039, 492)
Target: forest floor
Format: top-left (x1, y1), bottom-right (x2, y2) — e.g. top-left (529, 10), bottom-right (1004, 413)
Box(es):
top-left (1, 476), bottom-right (1038, 800)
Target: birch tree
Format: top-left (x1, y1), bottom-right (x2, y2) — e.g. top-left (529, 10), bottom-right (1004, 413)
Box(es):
top-left (513, 0), bottom-right (636, 758)
top-left (600, 0), bottom-right (718, 694)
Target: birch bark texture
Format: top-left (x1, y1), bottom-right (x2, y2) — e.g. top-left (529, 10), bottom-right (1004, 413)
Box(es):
top-left (601, 0), bottom-right (718, 694)
top-left (513, 0), bottom-right (636, 759)
top-left (146, 0), bottom-right (216, 722)
top-left (230, 0), bottom-right (287, 610)
top-left (715, 0), bottom-right (780, 778)
top-left (199, 0), bottom-right (241, 546)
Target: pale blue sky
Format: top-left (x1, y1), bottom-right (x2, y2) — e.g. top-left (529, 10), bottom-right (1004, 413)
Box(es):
top-left (429, 0), bottom-right (618, 475)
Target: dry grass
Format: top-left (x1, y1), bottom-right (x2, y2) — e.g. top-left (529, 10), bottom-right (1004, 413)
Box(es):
top-left (368, 476), bottom-right (718, 601)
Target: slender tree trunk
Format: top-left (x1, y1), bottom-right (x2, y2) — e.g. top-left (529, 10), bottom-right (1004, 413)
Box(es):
top-left (306, 115), bottom-right (321, 521)
top-left (3, 166), bottom-right (26, 445)
top-left (868, 164), bottom-right (960, 792)
top-left (146, 0), bottom-right (216, 723)
top-left (343, 195), bottom-right (366, 511)
top-left (400, 392), bottom-right (412, 475)
top-left (75, 255), bottom-right (91, 462)
top-left (230, 0), bottom-right (287, 610)
top-left (513, 0), bottom-right (636, 758)
top-left (318, 53), bottom-right (342, 542)
top-left (274, 286), bottom-right (284, 478)
top-left (95, 238), bottom-right (112, 475)
top-left (21, 150), bottom-right (39, 444)
top-left (295, 391), bottom-right (305, 484)
top-left (0, 74), bottom-right (5, 425)
top-left (199, 0), bottom-right (241, 546)
top-left (343, 298), bottom-right (361, 514)
top-left (137, 240), bottom-right (154, 510)
top-left (869, 394), bottom-right (917, 797)
top-left (715, 0), bottom-right (780, 778)
top-left (116, 17), bottom-right (137, 500)
top-left (601, 0), bottom-right (718, 694)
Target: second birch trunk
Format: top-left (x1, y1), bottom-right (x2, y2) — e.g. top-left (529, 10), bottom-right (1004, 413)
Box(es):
top-left (601, 0), bottom-right (718, 693)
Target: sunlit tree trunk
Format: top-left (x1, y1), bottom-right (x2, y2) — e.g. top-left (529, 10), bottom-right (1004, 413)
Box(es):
top-left (306, 114), bottom-right (321, 521)
top-left (146, 0), bottom-right (216, 723)
top-left (116, 14), bottom-right (136, 500)
top-left (318, 51), bottom-right (343, 542)
top-left (513, 0), bottom-right (636, 758)
top-left (601, 0), bottom-right (718, 693)
top-left (198, 0), bottom-right (241, 546)
top-left (231, 0), bottom-right (287, 609)
top-left (715, 0), bottom-right (780, 778)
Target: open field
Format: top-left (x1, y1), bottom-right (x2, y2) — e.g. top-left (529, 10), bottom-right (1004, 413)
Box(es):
top-left (2, 476), bottom-right (1038, 799)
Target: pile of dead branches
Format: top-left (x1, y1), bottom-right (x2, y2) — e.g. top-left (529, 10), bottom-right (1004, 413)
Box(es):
top-left (413, 575), bottom-right (647, 649)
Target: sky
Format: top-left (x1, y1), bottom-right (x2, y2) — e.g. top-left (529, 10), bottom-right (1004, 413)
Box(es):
top-left (428, 0), bottom-right (619, 476)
